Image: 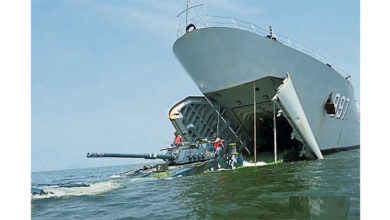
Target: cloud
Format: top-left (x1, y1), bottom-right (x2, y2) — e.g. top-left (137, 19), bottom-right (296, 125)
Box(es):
top-left (69, 0), bottom-right (182, 41)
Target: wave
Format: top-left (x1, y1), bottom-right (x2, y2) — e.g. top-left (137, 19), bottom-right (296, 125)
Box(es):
top-left (31, 180), bottom-right (121, 200)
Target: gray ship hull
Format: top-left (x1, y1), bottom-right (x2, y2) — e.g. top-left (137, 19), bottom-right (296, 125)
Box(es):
top-left (173, 27), bottom-right (359, 158)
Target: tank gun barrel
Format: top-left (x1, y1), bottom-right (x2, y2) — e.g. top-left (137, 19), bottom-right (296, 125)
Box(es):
top-left (87, 152), bottom-right (174, 160)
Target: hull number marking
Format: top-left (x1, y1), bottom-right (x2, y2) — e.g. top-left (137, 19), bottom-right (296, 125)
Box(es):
top-left (331, 93), bottom-right (350, 120)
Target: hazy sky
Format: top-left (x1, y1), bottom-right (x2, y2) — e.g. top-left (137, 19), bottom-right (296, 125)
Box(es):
top-left (32, 0), bottom-right (360, 172)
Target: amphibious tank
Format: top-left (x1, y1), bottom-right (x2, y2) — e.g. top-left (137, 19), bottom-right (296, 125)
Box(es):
top-left (87, 139), bottom-right (243, 178)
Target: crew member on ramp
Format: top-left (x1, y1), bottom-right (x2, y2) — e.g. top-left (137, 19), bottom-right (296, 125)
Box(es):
top-left (212, 134), bottom-right (225, 158)
top-left (173, 131), bottom-right (182, 147)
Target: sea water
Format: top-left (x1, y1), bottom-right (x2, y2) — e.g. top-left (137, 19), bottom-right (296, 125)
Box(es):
top-left (32, 149), bottom-right (359, 219)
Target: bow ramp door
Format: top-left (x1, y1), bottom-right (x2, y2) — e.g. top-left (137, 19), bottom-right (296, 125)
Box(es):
top-left (168, 96), bottom-right (249, 152)
top-left (272, 73), bottom-right (323, 159)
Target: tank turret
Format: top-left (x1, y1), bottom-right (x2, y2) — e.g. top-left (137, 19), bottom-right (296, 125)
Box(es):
top-left (87, 142), bottom-right (217, 165)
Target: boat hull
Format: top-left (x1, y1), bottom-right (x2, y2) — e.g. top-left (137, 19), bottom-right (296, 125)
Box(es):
top-left (173, 27), bottom-right (359, 152)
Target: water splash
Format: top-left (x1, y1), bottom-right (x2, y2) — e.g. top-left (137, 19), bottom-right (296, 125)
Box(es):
top-left (110, 174), bottom-right (121, 178)
top-left (242, 160), bottom-right (268, 167)
top-left (31, 180), bottom-right (121, 200)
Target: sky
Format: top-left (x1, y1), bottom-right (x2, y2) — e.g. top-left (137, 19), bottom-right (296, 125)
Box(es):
top-left (32, 0), bottom-right (360, 172)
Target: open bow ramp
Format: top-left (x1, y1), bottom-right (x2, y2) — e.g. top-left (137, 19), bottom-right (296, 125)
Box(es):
top-left (272, 73), bottom-right (323, 159)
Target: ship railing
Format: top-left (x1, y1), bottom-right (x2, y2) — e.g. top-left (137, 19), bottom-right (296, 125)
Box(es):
top-left (177, 5), bottom-right (348, 77)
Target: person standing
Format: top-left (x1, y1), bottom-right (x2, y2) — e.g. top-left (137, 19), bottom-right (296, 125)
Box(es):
top-left (211, 134), bottom-right (225, 158)
top-left (173, 131), bottom-right (182, 146)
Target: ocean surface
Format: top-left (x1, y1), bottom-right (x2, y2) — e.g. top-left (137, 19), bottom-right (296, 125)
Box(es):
top-left (32, 149), bottom-right (359, 219)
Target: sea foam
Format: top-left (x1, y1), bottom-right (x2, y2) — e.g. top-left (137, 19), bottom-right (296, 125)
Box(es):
top-left (31, 180), bottom-right (121, 200)
top-left (242, 161), bottom-right (267, 167)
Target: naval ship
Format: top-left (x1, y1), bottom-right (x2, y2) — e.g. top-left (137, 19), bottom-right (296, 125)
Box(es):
top-left (168, 2), bottom-right (360, 160)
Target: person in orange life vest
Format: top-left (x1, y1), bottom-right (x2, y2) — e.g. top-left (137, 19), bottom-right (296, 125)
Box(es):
top-left (173, 131), bottom-right (182, 146)
top-left (213, 137), bottom-right (225, 149)
top-left (212, 134), bottom-right (225, 158)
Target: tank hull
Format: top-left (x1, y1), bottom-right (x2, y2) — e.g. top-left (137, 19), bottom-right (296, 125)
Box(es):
top-left (120, 154), bottom-right (243, 178)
